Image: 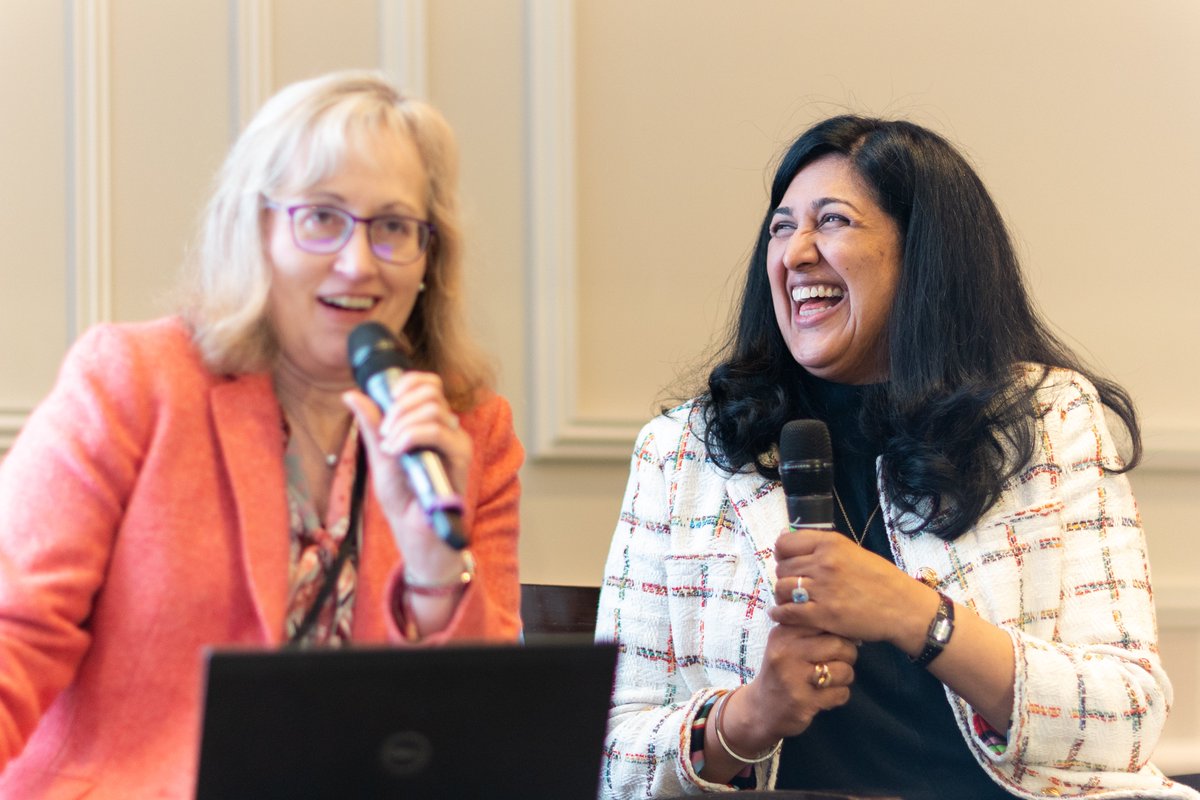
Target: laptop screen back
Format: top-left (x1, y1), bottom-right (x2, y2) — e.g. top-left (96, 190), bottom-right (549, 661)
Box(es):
top-left (195, 640), bottom-right (617, 799)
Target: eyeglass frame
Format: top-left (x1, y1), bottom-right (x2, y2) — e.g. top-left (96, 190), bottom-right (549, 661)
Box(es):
top-left (263, 199), bottom-right (436, 266)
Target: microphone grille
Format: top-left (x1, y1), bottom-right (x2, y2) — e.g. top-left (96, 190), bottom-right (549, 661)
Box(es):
top-left (347, 322), bottom-right (411, 388)
top-left (780, 419), bottom-right (831, 462)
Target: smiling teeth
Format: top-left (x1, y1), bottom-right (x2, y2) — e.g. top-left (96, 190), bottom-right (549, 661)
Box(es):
top-left (323, 295), bottom-right (375, 310)
top-left (792, 285), bottom-right (844, 302)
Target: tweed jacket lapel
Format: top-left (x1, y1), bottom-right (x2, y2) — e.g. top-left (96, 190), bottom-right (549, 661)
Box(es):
top-left (723, 466), bottom-right (787, 596)
top-left (210, 373), bottom-right (290, 644)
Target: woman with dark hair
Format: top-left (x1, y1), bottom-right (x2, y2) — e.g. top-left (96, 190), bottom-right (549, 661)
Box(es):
top-left (596, 116), bottom-right (1194, 799)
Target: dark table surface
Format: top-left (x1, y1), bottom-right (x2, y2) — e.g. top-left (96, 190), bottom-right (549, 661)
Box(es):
top-left (659, 793), bottom-right (902, 800)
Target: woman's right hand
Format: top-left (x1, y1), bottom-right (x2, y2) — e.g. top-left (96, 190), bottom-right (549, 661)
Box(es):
top-left (700, 623), bottom-right (857, 783)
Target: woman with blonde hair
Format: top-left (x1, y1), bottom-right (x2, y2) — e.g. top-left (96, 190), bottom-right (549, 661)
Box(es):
top-left (0, 71), bottom-right (523, 796)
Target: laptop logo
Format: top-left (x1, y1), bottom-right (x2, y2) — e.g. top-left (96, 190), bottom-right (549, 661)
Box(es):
top-left (379, 731), bottom-right (433, 777)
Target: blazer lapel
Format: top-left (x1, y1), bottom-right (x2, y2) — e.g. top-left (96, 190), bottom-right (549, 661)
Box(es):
top-left (211, 374), bottom-right (289, 644)
top-left (724, 467), bottom-right (787, 596)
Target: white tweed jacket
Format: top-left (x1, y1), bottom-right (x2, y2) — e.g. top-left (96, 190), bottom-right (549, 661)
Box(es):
top-left (595, 367), bottom-right (1196, 800)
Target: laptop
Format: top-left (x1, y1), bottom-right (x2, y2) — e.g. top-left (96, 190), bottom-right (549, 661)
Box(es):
top-left (195, 640), bottom-right (617, 799)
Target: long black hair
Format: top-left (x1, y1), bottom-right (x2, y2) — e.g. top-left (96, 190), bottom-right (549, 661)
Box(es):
top-left (701, 115), bottom-right (1140, 540)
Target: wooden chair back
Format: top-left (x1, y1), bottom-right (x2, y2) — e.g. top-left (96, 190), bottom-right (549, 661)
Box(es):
top-left (519, 583), bottom-right (600, 637)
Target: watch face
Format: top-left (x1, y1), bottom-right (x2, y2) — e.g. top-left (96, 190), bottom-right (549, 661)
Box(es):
top-left (931, 615), bottom-right (953, 645)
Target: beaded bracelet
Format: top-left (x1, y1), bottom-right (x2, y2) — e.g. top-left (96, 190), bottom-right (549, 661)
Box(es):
top-left (688, 691), bottom-right (725, 775)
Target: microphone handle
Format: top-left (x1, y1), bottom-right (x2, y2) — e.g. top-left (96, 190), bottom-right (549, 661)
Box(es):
top-left (361, 369), bottom-right (469, 550)
top-left (399, 451), bottom-right (468, 550)
top-left (787, 493), bottom-right (835, 530)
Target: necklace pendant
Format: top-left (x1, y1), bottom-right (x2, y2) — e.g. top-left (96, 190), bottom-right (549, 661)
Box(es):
top-left (325, 452), bottom-right (339, 468)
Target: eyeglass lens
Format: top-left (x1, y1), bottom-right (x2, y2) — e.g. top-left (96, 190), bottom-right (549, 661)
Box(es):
top-left (292, 206), bottom-right (428, 264)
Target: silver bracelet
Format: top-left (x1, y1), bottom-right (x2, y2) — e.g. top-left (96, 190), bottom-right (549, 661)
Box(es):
top-left (712, 688), bottom-right (783, 765)
top-left (402, 550), bottom-right (475, 596)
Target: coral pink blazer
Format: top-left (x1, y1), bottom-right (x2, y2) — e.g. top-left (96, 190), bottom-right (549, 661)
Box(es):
top-left (0, 318), bottom-right (523, 798)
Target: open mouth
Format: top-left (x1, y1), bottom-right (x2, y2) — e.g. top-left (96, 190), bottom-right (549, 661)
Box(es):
top-left (791, 284), bottom-right (844, 315)
top-left (319, 294), bottom-right (378, 311)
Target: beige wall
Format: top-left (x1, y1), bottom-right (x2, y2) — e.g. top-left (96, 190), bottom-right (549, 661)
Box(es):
top-left (2, 0), bottom-right (1197, 773)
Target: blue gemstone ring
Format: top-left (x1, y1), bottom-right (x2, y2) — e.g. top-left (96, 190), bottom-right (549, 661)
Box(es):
top-left (791, 579), bottom-right (810, 604)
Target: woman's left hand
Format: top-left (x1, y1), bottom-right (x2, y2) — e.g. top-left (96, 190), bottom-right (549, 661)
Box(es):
top-left (769, 528), bottom-right (938, 650)
top-left (343, 370), bottom-right (472, 575)
top-left (772, 527), bottom-right (1018, 731)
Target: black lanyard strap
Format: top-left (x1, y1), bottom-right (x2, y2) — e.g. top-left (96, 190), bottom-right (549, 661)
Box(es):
top-left (287, 441), bottom-right (368, 647)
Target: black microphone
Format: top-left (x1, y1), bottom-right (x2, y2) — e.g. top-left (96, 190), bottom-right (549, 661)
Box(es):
top-left (779, 419), bottom-right (835, 530)
top-left (347, 321), bottom-right (468, 550)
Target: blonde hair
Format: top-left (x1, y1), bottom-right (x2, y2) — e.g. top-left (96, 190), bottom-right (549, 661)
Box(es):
top-left (180, 70), bottom-right (492, 410)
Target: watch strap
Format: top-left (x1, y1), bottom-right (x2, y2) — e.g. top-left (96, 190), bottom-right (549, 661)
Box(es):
top-left (910, 590), bottom-right (955, 668)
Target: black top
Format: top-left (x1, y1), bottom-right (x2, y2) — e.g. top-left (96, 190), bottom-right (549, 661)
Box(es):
top-left (773, 379), bottom-right (1014, 800)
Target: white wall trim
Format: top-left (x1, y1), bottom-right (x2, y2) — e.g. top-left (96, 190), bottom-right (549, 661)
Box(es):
top-left (1154, 578), bottom-right (1200, 776)
top-left (0, 410), bottom-right (25, 456)
top-left (232, 0), bottom-right (273, 133)
top-left (4, 1), bottom-right (115, 457)
top-left (1154, 579), bottom-right (1200, 630)
top-left (1156, 740), bottom-right (1200, 781)
top-left (379, 0), bottom-right (427, 99)
top-left (71, 0), bottom-right (112, 335)
top-left (525, 0), bottom-right (643, 461)
top-left (1141, 424), bottom-right (1200, 473)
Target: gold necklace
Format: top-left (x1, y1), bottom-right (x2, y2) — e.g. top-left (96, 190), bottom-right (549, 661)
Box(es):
top-left (832, 487), bottom-right (880, 546)
top-left (284, 411), bottom-right (343, 468)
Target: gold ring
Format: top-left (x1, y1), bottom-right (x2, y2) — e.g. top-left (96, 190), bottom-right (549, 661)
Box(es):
top-left (813, 662), bottom-right (831, 688)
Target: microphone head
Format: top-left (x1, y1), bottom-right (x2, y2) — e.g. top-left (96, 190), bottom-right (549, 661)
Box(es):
top-left (779, 419), bottom-right (833, 496)
top-left (347, 321), bottom-right (411, 390)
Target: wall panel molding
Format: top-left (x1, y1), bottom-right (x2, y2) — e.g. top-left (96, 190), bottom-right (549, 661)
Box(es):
top-left (1141, 425), bottom-right (1200, 473)
top-left (232, 0), bottom-right (273, 132)
top-left (1155, 579), bottom-right (1200, 630)
top-left (0, 1), bottom-right (112, 458)
top-left (525, 0), bottom-right (643, 461)
top-left (0, 411), bottom-right (24, 455)
top-left (379, 0), bottom-right (427, 99)
top-left (1151, 579), bottom-right (1200, 776)
top-left (1158, 743), bottom-right (1200, 783)
top-left (71, 0), bottom-right (112, 336)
